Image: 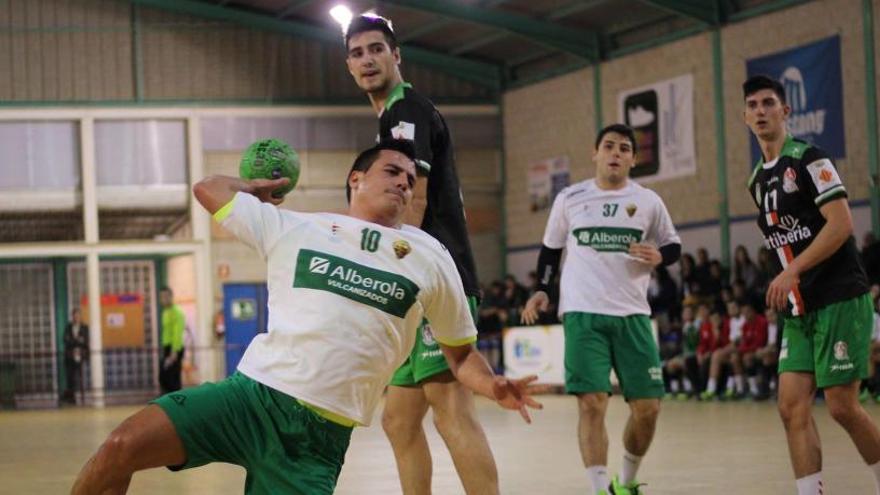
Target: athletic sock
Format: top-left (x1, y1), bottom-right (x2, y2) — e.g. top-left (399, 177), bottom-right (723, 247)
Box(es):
top-left (670, 380), bottom-right (680, 393)
top-left (734, 375), bottom-right (745, 393)
top-left (707, 378), bottom-right (717, 394)
top-left (748, 376), bottom-right (759, 396)
top-left (796, 472), bottom-right (823, 495)
top-left (869, 459), bottom-right (880, 495)
top-left (683, 377), bottom-right (693, 392)
top-left (586, 465), bottom-right (609, 494)
top-left (620, 451), bottom-right (642, 485)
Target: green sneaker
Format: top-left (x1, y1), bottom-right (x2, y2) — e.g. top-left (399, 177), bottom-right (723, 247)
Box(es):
top-left (663, 392), bottom-right (673, 400)
top-left (699, 390), bottom-right (716, 401)
top-left (609, 475), bottom-right (645, 494)
top-left (860, 389), bottom-right (871, 403)
top-left (675, 392), bottom-right (689, 401)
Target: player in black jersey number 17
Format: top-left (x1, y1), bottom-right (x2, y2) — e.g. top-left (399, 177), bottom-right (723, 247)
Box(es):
top-left (744, 75), bottom-right (880, 495)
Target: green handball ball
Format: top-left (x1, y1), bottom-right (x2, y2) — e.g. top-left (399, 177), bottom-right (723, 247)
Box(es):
top-left (239, 138), bottom-right (300, 198)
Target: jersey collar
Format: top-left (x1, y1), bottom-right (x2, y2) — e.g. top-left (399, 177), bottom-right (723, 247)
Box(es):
top-left (758, 134), bottom-right (796, 170)
top-left (383, 81), bottom-right (413, 112)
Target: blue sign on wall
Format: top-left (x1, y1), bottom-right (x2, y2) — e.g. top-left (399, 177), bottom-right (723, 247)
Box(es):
top-left (746, 35), bottom-right (845, 164)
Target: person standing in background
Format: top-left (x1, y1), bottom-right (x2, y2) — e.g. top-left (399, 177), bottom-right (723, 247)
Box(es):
top-left (62, 308), bottom-right (89, 404)
top-left (159, 286), bottom-right (185, 394)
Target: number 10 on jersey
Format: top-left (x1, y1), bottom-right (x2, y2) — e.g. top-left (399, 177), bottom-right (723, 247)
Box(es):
top-left (361, 228), bottom-right (381, 252)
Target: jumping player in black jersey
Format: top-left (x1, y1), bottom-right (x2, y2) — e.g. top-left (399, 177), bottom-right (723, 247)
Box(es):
top-left (744, 74), bottom-right (880, 495)
top-left (345, 14), bottom-right (497, 495)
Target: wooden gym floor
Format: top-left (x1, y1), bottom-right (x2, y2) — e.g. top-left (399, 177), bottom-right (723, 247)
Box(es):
top-left (1, 395), bottom-right (878, 494)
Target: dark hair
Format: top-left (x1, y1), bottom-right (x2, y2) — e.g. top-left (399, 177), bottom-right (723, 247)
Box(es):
top-left (594, 124), bottom-right (637, 155)
top-left (743, 74), bottom-right (786, 103)
top-left (345, 14), bottom-right (397, 51)
top-left (346, 138), bottom-right (417, 202)
top-left (159, 286), bottom-right (172, 294)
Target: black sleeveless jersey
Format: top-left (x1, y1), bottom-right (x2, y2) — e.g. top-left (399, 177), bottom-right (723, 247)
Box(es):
top-left (378, 82), bottom-right (480, 298)
top-left (746, 135), bottom-right (868, 315)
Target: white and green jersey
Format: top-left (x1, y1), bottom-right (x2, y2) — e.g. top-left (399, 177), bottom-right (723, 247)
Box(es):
top-left (216, 192), bottom-right (477, 426)
top-left (543, 179), bottom-right (680, 317)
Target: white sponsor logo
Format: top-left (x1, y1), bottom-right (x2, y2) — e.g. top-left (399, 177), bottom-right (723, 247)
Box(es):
top-left (833, 341), bottom-right (849, 361)
top-left (649, 366), bottom-right (663, 382)
top-left (421, 324), bottom-right (436, 346)
top-left (391, 121), bottom-right (415, 141)
top-left (781, 67), bottom-right (827, 135)
top-left (328, 265), bottom-right (407, 301)
top-left (309, 257), bottom-right (330, 274)
top-left (765, 215), bottom-right (813, 249)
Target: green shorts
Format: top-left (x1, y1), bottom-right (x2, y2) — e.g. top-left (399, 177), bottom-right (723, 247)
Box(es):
top-left (390, 296), bottom-right (478, 387)
top-left (563, 312), bottom-right (664, 399)
top-left (151, 372), bottom-right (353, 495)
top-left (778, 293), bottom-right (873, 388)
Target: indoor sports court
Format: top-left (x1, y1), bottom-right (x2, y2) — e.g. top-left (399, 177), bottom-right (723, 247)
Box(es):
top-left (2, 0), bottom-right (880, 494)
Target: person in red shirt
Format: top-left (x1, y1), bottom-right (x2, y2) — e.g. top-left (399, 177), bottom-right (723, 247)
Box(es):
top-left (697, 307), bottom-right (727, 398)
top-left (736, 302), bottom-right (769, 397)
top-left (700, 304), bottom-right (734, 400)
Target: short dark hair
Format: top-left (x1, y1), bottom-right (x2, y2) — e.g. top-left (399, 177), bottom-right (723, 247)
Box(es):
top-left (743, 74), bottom-right (786, 103)
top-left (346, 139), bottom-right (416, 202)
top-left (345, 14), bottom-right (397, 51)
top-left (594, 124), bottom-right (637, 155)
top-left (159, 286), bottom-right (172, 294)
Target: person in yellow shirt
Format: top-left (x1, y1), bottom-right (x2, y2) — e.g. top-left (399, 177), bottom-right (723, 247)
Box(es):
top-left (159, 286), bottom-right (185, 394)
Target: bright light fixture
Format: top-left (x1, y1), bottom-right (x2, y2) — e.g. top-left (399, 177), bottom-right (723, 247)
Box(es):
top-left (329, 5), bottom-right (353, 32)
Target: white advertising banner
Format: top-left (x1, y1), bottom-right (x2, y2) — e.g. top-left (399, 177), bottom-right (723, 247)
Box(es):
top-left (617, 74), bottom-right (696, 183)
top-left (503, 325), bottom-right (565, 385)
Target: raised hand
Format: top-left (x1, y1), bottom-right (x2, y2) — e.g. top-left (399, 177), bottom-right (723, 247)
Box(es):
top-left (248, 178), bottom-right (291, 206)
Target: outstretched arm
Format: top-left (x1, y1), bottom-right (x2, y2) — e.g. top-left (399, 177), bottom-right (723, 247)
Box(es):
top-left (440, 342), bottom-right (545, 423)
top-left (192, 175), bottom-right (290, 214)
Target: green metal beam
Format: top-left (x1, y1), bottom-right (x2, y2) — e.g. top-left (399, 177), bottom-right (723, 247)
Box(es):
top-left (381, 0), bottom-right (599, 60)
top-left (451, 32), bottom-right (507, 55)
top-left (276, 0), bottom-right (316, 19)
top-left (727, 0), bottom-right (812, 22)
top-left (711, 29), bottom-right (730, 267)
top-left (607, 24), bottom-right (704, 59)
top-left (505, 60), bottom-right (591, 90)
top-left (547, 0), bottom-right (612, 20)
top-left (451, 0), bottom-right (609, 57)
top-left (53, 259), bottom-right (69, 401)
top-left (131, 4), bottom-right (144, 102)
top-left (593, 63), bottom-right (602, 131)
top-left (607, 13), bottom-right (678, 37)
top-left (131, 0), bottom-right (502, 89)
top-left (398, 0), bottom-right (509, 42)
top-left (863, 0), bottom-right (880, 236)
top-left (399, 19), bottom-right (453, 42)
top-left (639, 0), bottom-right (720, 25)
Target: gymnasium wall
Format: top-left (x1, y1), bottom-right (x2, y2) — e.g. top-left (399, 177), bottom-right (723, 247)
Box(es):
top-left (503, 0), bottom-right (878, 276)
top-left (0, 0), bottom-right (492, 102)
